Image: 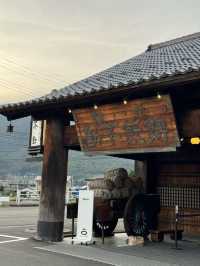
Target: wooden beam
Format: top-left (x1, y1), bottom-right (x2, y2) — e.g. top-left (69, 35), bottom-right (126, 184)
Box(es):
top-left (37, 116), bottom-right (68, 242)
top-left (178, 109), bottom-right (200, 137)
top-left (135, 160), bottom-right (147, 192)
top-left (146, 159), bottom-right (158, 194)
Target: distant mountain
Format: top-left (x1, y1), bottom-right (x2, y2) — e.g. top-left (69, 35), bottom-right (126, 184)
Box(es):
top-left (0, 115), bottom-right (134, 183)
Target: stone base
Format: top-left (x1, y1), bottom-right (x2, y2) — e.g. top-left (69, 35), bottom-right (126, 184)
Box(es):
top-left (37, 221), bottom-right (64, 242)
top-left (127, 236), bottom-right (144, 246)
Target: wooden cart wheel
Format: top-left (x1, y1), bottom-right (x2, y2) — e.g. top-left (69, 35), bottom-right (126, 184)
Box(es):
top-left (93, 201), bottom-right (118, 237)
top-left (123, 193), bottom-right (149, 237)
top-left (93, 217), bottom-right (118, 237)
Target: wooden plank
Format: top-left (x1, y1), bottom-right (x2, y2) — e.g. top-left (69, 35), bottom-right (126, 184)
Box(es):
top-left (73, 95), bottom-right (180, 155)
top-left (158, 207), bottom-right (200, 235)
top-left (64, 125), bottom-right (79, 147)
top-left (179, 109), bottom-right (200, 137)
top-left (157, 161), bottom-right (200, 235)
top-left (158, 162), bottom-right (200, 186)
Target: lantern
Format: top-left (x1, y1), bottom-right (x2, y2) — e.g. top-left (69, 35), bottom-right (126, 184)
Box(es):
top-left (7, 122), bottom-right (14, 133)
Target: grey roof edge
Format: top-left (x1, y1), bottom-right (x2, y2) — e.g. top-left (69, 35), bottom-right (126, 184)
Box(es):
top-left (146, 32), bottom-right (200, 51)
top-left (1, 64), bottom-right (200, 113)
top-left (1, 31), bottom-right (200, 119)
top-left (1, 68), bottom-right (200, 120)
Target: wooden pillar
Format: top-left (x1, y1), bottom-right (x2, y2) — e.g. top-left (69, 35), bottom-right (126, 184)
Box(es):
top-left (37, 116), bottom-right (67, 242)
top-left (135, 160), bottom-right (147, 192)
top-left (146, 159), bottom-right (158, 194)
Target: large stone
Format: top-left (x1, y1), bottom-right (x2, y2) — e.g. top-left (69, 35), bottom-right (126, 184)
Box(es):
top-left (104, 168), bottom-right (128, 188)
top-left (127, 236), bottom-right (144, 246)
top-left (124, 177), bottom-right (135, 189)
top-left (88, 179), bottom-right (114, 191)
top-left (93, 189), bottom-right (111, 199)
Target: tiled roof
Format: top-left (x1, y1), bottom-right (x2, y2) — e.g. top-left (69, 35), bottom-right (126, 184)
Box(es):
top-left (1, 32), bottom-right (200, 116)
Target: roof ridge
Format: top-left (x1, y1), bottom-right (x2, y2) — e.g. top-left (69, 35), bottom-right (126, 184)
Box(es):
top-left (146, 32), bottom-right (200, 51)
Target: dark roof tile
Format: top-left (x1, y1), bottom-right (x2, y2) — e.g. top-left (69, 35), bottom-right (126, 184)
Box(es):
top-left (1, 32), bottom-right (200, 115)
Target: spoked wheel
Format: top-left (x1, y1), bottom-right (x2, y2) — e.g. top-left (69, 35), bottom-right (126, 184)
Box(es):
top-left (124, 193), bottom-right (149, 238)
top-left (93, 216), bottom-right (118, 237)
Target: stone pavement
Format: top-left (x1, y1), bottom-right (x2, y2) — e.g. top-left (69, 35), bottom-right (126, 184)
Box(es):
top-left (34, 233), bottom-right (200, 266)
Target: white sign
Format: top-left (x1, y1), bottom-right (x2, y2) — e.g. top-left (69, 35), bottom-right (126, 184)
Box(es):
top-left (30, 120), bottom-right (42, 147)
top-left (76, 190), bottom-right (94, 243)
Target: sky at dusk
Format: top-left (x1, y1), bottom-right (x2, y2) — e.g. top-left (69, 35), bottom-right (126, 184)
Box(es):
top-left (0, 0), bottom-right (200, 104)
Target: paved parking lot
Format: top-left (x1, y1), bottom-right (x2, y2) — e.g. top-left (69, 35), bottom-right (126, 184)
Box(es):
top-left (0, 207), bottom-right (109, 266)
top-left (1, 207), bottom-right (200, 266)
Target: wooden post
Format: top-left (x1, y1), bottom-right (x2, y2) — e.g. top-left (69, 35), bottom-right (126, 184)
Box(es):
top-left (37, 116), bottom-right (68, 242)
top-left (146, 159), bottom-right (158, 194)
top-left (135, 160), bottom-right (147, 192)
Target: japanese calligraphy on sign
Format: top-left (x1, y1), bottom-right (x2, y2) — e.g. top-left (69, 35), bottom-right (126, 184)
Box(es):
top-left (73, 95), bottom-right (180, 155)
top-left (30, 120), bottom-right (43, 147)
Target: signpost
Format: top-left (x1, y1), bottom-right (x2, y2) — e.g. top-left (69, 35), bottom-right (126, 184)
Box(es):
top-left (28, 118), bottom-right (45, 155)
top-left (74, 190), bottom-right (94, 244)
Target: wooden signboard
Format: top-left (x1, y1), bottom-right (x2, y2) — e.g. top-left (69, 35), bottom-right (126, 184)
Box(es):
top-left (73, 95), bottom-right (180, 155)
top-left (64, 125), bottom-right (79, 148)
top-left (28, 118), bottom-right (45, 155)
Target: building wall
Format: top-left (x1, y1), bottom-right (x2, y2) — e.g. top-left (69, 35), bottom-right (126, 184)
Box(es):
top-left (157, 162), bottom-right (200, 235)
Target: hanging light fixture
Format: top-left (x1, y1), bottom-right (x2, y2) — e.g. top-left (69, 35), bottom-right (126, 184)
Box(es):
top-left (68, 109), bottom-right (72, 114)
top-left (157, 91), bottom-right (162, 99)
top-left (123, 99), bottom-right (128, 105)
top-left (7, 121), bottom-right (14, 133)
top-left (94, 104), bottom-right (98, 110)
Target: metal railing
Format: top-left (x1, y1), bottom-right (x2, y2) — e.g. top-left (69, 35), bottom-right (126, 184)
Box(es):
top-left (16, 188), bottom-right (40, 205)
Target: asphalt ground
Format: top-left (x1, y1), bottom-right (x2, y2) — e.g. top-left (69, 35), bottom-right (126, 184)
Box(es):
top-left (0, 207), bottom-right (109, 266)
top-left (1, 207), bottom-right (200, 266)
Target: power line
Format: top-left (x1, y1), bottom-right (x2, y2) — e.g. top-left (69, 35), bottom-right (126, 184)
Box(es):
top-left (0, 52), bottom-right (71, 103)
top-left (0, 62), bottom-right (59, 85)
top-left (0, 80), bottom-right (35, 98)
top-left (2, 54), bottom-right (68, 82)
top-left (0, 81), bottom-right (34, 98)
top-left (0, 74), bottom-right (56, 100)
top-left (0, 58), bottom-right (67, 86)
top-left (0, 77), bottom-right (44, 96)
top-left (2, 65), bottom-right (52, 98)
